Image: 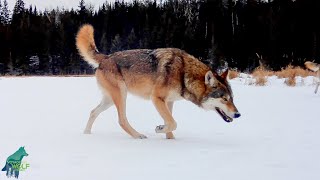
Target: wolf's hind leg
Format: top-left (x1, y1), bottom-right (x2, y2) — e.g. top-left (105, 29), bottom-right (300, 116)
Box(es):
top-left (152, 96), bottom-right (177, 134)
top-left (166, 102), bottom-right (175, 139)
top-left (84, 96), bottom-right (113, 134)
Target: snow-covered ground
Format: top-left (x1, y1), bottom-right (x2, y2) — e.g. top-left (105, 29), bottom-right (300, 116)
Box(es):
top-left (0, 76), bottom-right (319, 180)
top-left (235, 73), bottom-right (318, 87)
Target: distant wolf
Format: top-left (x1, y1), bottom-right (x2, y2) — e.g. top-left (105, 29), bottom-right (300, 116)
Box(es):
top-left (305, 61), bottom-right (320, 94)
top-left (76, 24), bottom-right (241, 139)
top-left (1, 147), bottom-right (28, 178)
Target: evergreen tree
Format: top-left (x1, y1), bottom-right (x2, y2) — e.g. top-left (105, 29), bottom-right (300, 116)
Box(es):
top-left (78, 0), bottom-right (89, 23)
top-left (0, 0), bottom-right (3, 25)
top-left (79, 0), bottom-right (85, 11)
top-left (99, 32), bottom-right (109, 53)
top-left (127, 29), bottom-right (137, 49)
top-left (2, 0), bottom-right (10, 25)
top-left (13, 0), bottom-right (25, 15)
top-left (111, 34), bottom-right (123, 53)
top-left (0, 0), bottom-right (320, 75)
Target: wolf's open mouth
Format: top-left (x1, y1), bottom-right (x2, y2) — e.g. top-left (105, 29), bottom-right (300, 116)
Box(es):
top-left (215, 108), bottom-right (233, 123)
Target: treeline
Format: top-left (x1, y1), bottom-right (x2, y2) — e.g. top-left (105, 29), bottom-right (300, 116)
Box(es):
top-left (0, 0), bottom-right (320, 75)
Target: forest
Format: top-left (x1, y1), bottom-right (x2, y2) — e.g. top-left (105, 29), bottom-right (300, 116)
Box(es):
top-left (0, 0), bottom-right (319, 75)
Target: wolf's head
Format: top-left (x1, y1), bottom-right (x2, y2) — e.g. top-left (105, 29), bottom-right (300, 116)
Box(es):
top-left (201, 69), bottom-right (241, 123)
top-left (17, 146), bottom-right (29, 157)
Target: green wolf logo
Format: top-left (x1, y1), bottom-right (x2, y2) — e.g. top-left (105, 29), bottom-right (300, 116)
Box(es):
top-left (1, 147), bottom-right (29, 178)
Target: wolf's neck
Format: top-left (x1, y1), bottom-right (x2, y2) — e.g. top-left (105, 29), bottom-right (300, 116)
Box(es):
top-left (181, 57), bottom-right (209, 106)
top-left (181, 73), bottom-right (207, 107)
top-left (182, 88), bottom-right (201, 106)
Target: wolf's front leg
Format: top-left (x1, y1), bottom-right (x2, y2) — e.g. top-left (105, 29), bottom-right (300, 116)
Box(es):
top-left (152, 97), bottom-right (177, 134)
top-left (166, 101), bottom-right (175, 139)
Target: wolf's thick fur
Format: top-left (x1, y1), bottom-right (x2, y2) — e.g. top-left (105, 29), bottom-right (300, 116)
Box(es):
top-left (305, 61), bottom-right (320, 94)
top-left (76, 24), bottom-right (240, 139)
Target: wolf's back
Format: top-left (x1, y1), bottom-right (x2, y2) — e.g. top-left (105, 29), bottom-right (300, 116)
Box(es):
top-left (76, 24), bottom-right (101, 68)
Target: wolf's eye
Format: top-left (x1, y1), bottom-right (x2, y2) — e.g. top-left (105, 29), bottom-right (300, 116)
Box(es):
top-left (222, 97), bottom-right (228, 101)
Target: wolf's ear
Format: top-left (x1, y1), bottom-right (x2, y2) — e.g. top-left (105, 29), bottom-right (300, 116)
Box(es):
top-left (221, 69), bottom-right (229, 80)
top-left (205, 71), bottom-right (216, 86)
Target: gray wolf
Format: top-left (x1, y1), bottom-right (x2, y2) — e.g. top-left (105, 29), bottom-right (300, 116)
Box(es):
top-left (305, 61), bottom-right (320, 94)
top-left (76, 24), bottom-right (241, 139)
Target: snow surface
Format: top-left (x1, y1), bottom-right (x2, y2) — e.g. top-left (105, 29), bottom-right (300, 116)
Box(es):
top-left (0, 76), bottom-right (320, 180)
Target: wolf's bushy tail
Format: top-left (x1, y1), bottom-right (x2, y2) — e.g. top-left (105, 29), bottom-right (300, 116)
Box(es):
top-left (76, 24), bottom-right (101, 68)
top-left (305, 61), bottom-right (320, 72)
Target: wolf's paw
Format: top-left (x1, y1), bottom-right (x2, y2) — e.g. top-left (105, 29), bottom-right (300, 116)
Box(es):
top-left (166, 132), bottom-right (175, 139)
top-left (134, 134), bottom-right (147, 139)
top-left (83, 129), bottom-right (92, 134)
top-left (155, 125), bottom-right (167, 133)
top-left (156, 124), bottom-right (176, 133)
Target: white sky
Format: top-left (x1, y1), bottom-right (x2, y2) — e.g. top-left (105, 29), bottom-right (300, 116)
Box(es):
top-left (7, 0), bottom-right (269, 13)
top-left (7, 0), bottom-right (127, 12)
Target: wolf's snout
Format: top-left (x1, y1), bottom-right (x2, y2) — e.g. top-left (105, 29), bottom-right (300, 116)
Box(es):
top-left (234, 112), bottom-right (241, 118)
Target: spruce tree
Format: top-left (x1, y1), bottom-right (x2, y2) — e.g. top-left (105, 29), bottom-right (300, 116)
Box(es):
top-left (99, 32), bottom-right (109, 53)
top-left (111, 34), bottom-right (123, 53)
top-left (2, 0), bottom-right (10, 25)
top-left (13, 0), bottom-right (25, 14)
top-left (78, 0), bottom-right (88, 23)
top-left (0, 0), bottom-right (2, 25)
top-left (127, 29), bottom-right (137, 49)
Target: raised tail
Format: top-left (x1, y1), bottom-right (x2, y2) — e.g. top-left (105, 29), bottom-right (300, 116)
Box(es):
top-left (305, 61), bottom-right (320, 72)
top-left (76, 24), bottom-right (101, 68)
